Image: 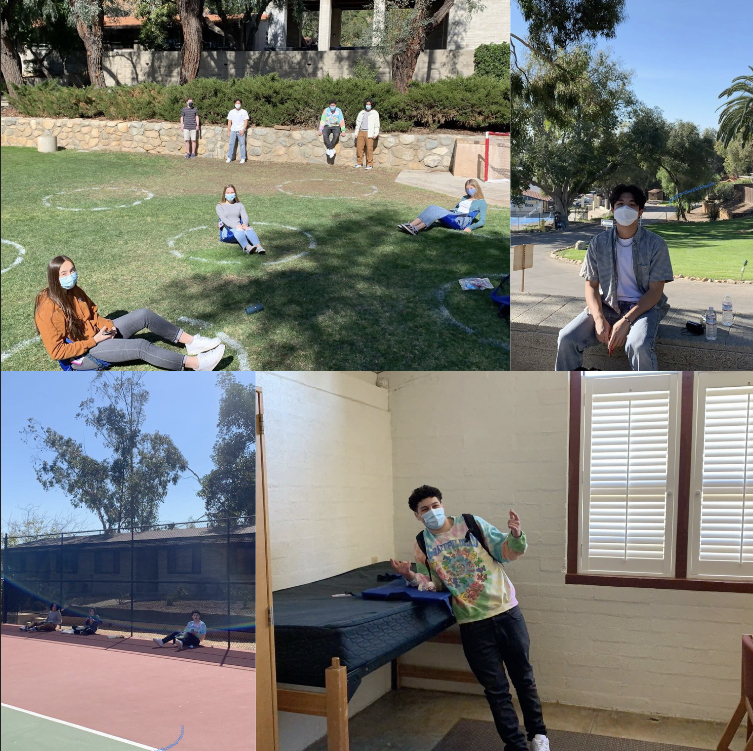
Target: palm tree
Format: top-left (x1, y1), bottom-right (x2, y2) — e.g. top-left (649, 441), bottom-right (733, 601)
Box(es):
top-left (717, 66), bottom-right (753, 147)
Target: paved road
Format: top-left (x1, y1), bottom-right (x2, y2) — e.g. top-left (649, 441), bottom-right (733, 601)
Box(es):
top-left (509, 225), bottom-right (753, 314)
top-left (395, 170), bottom-right (509, 206)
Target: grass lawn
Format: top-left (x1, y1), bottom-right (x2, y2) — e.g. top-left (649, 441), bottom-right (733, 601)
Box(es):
top-left (557, 219), bottom-right (753, 279)
top-left (1, 147), bottom-right (508, 370)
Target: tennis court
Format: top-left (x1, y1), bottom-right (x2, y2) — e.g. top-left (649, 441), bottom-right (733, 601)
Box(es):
top-left (1, 625), bottom-right (255, 750)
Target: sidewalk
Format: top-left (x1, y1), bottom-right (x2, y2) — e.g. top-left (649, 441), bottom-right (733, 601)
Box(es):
top-left (395, 170), bottom-right (510, 206)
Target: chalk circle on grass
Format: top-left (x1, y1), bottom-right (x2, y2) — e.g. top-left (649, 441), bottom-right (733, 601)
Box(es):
top-left (276, 179), bottom-right (378, 200)
top-left (1, 336), bottom-right (42, 365)
top-left (42, 187), bottom-right (154, 211)
top-left (178, 317), bottom-right (251, 371)
top-left (168, 223), bottom-right (315, 266)
top-left (435, 272), bottom-right (509, 352)
top-left (1, 239), bottom-right (26, 275)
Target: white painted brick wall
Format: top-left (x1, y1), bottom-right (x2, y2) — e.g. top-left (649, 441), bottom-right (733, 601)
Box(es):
top-left (447, 0), bottom-right (510, 49)
top-left (384, 371), bottom-right (751, 723)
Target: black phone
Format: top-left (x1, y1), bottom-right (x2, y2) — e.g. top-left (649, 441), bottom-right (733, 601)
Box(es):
top-left (686, 321), bottom-right (704, 335)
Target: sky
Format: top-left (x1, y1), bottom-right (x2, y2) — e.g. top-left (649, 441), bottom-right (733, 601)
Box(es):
top-left (510, 0), bottom-right (752, 131)
top-left (0, 372), bottom-right (255, 533)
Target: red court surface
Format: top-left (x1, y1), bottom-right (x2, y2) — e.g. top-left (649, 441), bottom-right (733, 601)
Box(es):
top-left (1, 624), bottom-right (255, 750)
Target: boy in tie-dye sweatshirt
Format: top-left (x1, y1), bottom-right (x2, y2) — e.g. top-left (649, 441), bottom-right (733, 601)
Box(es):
top-left (319, 99), bottom-right (346, 158)
top-left (390, 485), bottom-right (550, 751)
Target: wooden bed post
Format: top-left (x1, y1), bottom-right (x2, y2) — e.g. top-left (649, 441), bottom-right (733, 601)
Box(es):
top-left (325, 657), bottom-right (349, 751)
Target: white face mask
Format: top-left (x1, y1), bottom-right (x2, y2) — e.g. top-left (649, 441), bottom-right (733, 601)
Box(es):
top-left (613, 205), bottom-right (639, 226)
top-left (235, 103), bottom-right (241, 110)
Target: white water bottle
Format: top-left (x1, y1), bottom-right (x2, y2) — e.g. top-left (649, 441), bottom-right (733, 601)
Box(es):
top-left (722, 295), bottom-right (733, 326)
top-left (705, 307), bottom-right (717, 341)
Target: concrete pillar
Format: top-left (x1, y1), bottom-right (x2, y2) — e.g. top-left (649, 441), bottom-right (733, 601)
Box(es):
top-left (37, 135), bottom-right (57, 153)
top-left (331, 7), bottom-right (342, 48)
top-left (318, 0), bottom-right (332, 51)
top-left (373, 0), bottom-right (386, 45)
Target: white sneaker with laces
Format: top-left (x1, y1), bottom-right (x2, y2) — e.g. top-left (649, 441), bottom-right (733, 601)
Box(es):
top-left (531, 735), bottom-right (550, 751)
top-left (353, 164), bottom-right (362, 168)
top-left (153, 637), bottom-right (163, 647)
top-left (186, 334), bottom-right (222, 356)
top-left (365, 165), bottom-right (373, 170)
top-left (240, 158), bottom-right (246, 164)
top-left (196, 344), bottom-right (225, 371)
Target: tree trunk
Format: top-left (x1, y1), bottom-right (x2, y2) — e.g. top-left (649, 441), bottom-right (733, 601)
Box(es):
top-left (178, 0), bottom-right (203, 85)
top-left (72, 0), bottom-right (106, 88)
top-left (1, 0), bottom-right (24, 94)
top-left (552, 190), bottom-right (571, 228)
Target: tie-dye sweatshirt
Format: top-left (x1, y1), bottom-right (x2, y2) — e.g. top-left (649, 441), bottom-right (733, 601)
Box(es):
top-left (409, 515), bottom-right (527, 624)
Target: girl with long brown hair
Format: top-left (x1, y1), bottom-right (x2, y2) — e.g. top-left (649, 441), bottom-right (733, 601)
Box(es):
top-left (34, 256), bottom-right (225, 371)
top-left (216, 184), bottom-right (266, 254)
top-left (398, 179), bottom-right (488, 236)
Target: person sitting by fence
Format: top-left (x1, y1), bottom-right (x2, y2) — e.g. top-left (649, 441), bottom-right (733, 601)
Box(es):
top-left (397, 180), bottom-right (488, 236)
top-left (20, 603), bottom-right (63, 632)
top-left (319, 99), bottom-right (345, 159)
top-left (153, 610), bottom-right (207, 651)
top-left (72, 608), bottom-right (102, 635)
top-left (34, 255), bottom-right (225, 371)
top-left (216, 185), bottom-right (266, 254)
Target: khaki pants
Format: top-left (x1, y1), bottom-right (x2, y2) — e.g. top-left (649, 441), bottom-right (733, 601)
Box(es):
top-left (356, 131), bottom-right (374, 167)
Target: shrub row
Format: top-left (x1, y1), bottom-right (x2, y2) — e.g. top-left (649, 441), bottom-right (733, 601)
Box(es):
top-left (9, 74), bottom-right (510, 131)
top-left (474, 43), bottom-right (510, 81)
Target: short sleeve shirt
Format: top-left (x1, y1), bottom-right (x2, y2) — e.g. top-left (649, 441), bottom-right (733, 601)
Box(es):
top-left (227, 109), bottom-right (249, 131)
top-left (181, 106), bottom-right (197, 130)
top-left (185, 620), bottom-right (207, 637)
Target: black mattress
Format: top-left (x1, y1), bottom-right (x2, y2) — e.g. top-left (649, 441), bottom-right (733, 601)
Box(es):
top-left (273, 562), bottom-right (455, 697)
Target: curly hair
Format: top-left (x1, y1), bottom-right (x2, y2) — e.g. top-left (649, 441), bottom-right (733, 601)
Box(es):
top-left (408, 485), bottom-right (443, 512)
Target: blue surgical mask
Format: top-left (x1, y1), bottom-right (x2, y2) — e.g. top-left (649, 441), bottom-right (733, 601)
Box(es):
top-left (225, 193), bottom-right (235, 201)
top-left (60, 271), bottom-right (77, 290)
top-left (330, 105), bottom-right (336, 111)
top-left (365, 104), bottom-right (372, 111)
top-left (467, 187), bottom-right (476, 196)
top-left (422, 507), bottom-right (446, 531)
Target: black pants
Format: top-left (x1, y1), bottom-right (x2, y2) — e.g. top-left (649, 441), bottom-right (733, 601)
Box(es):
top-left (73, 626), bottom-right (97, 635)
top-left (162, 630), bottom-right (200, 647)
top-left (459, 606), bottom-right (546, 751)
top-left (322, 126), bottom-right (341, 149)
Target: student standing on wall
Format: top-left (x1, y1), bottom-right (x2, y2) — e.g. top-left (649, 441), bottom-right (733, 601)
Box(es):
top-left (391, 485), bottom-right (550, 751)
top-left (180, 97), bottom-right (199, 159)
top-left (226, 98), bottom-right (250, 164)
top-left (353, 98), bottom-right (380, 170)
top-left (319, 99), bottom-right (345, 159)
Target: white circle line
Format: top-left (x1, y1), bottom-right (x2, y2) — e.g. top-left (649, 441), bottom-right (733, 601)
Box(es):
top-left (276, 179), bottom-right (378, 200)
top-left (42, 187), bottom-right (154, 212)
top-left (1, 335), bottom-right (42, 363)
top-left (1, 239), bottom-right (26, 275)
top-left (178, 317), bottom-right (250, 371)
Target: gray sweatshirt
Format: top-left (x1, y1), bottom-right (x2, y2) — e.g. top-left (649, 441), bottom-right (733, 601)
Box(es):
top-left (216, 202), bottom-right (249, 227)
top-left (46, 609), bottom-right (62, 624)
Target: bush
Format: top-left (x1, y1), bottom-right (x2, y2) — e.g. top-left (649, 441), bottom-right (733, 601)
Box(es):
top-left (9, 74), bottom-right (510, 131)
top-left (474, 43), bottom-right (510, 81)
top-left (710, 182), bottom-right (735, 202)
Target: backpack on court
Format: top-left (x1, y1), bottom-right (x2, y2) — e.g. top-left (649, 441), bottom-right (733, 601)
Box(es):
top-left (415, 513), bottom-right (501, 569)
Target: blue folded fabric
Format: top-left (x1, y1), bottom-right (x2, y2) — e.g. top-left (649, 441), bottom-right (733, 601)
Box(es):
top-left (361, 580), bottom-right (454, 615)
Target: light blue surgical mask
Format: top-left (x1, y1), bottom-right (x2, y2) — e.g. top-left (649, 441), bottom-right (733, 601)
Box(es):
top-left (422, 507), bottom-right (446, 531)
top-left (467, 187), bottom-right (476, 196)
top-left (60, 271), bottom-right (77, 290)
top-left (225, 193), bottom-right (235, 201)
top-left (330, 105), bottom-right (336, 111)
top-left (365, 104), bottom-right (372, 111)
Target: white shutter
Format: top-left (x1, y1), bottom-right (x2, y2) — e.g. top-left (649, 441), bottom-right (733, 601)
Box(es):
top-left (689, 373), bottom-right (753, 579)
top-left (579, 374), bottom-right (681, 576)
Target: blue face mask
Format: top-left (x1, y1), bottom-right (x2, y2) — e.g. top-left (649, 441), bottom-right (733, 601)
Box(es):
top-left (467, 187), bottom-right (476, 196)
top-left (330, 105), bottom-right (336, 111)
top-left (60, 271), bottom-right (77, 290)
top-left (365, 104), bottom-right (372, 111)
top-left (422, 507), bottom-right (446, 531)
top-left (225, 193), bottom-right (235, 201)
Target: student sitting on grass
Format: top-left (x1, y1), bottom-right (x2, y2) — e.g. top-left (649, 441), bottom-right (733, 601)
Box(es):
top-left (20, 603), bottom-right (63, 632)
top-left (398, 179), bottom-right (488, 235)
top-left (34, 256), bottom-right (225, 371)
top-left (72, 608), bottom-right (102, 635)
top-left (216, 184), bottom-right (266, 254)
top-left (153, 611), bottom-right (207, 651)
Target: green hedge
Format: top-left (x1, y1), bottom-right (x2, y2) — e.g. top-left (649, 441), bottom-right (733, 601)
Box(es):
top-left (474, 43), bottom-right (510, 80)
top-left (9, 74), bottom-right (510, 131)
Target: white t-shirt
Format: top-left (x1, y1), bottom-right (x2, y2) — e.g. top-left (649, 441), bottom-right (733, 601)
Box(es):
top-left (227, 109), bottom-right (249, 131)
top-left (616, 235), bottom-right (642, 302)
top-left (456, 198), bottom-right (474, 214)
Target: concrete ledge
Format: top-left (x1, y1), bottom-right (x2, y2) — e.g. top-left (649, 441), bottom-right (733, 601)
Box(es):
top-left (511, 293), bottom-right (753, 371)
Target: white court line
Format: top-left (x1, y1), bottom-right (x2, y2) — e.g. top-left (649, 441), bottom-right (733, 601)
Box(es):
top-left (1, 336), bottom-right (41, 363)
top-left (435, 273), bottom-right (509, 352)
top-left (41, 187), bottom-right (154, 212)
top-left (1, 703), bottom-right (154, 749)
top-left (178, 317), bottom-right (251, 371)
top-left (276, 178), bottom-right (378, 200)
top-left (1, 239), bottom-right (26, 274)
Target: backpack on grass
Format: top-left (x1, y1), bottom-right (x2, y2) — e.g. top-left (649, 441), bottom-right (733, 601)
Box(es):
top-left (491, 275), bottom-right (510, 319)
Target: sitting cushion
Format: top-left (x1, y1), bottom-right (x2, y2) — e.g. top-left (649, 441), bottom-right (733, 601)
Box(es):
top-left (438, 210), bottom-right (480, 230)
top-left (219, 225), bottom-right (237, 243)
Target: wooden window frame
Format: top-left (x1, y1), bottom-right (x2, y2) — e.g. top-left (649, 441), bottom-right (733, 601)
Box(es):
top-left (566, 371), bottom-right (753, 594)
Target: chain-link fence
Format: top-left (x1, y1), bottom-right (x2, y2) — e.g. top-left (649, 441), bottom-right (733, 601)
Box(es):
top-left (1, 518), bottom-right (255, 650)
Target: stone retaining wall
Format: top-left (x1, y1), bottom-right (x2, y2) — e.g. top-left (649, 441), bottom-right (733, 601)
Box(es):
top-left (1, 116), bottom-right (456, 170)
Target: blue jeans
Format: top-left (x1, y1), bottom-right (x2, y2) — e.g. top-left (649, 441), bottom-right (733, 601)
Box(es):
top-left (460, 606), bottom-right (546, 751)
top-left (227, 130), bottom-right (246, 160)
top-left (418, 205), bottom-right (472, 229)
top-left (221, 226), bottom-right (260, 249)
top-left (555, 300), bottom-right (662, 371)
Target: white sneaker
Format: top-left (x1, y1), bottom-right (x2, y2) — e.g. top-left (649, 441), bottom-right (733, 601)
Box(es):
top-left (531, 735), bottom-right (550, 751)
top-left (153, 637), bottom-right (163, 647)
top-left (225, 157), bottom-right (231, 163)
top-left (240, 158), bottom-right (246, 164)
top-left (365, 165), bottom-right (373, 170)
top-left (353, 164), bottom-right (362, 168)
top-left (176, 638), bottom-right (184, 651)
top-left (196, 344), bottom-right (225, 371)
top-left (186, 334), bottom-right (222, 356)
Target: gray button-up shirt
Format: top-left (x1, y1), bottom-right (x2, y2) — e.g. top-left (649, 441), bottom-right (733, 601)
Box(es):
top-left (580, 226), bottom-right (674, 314)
